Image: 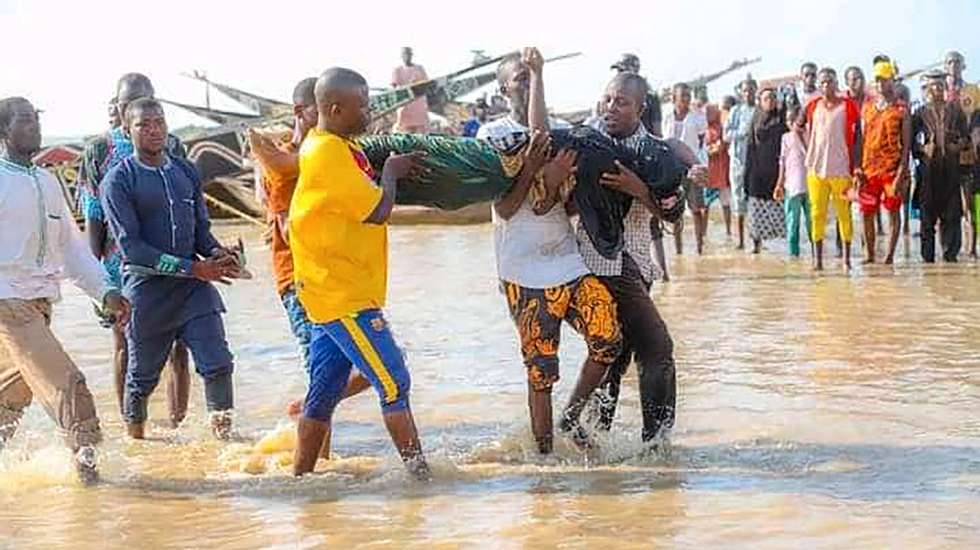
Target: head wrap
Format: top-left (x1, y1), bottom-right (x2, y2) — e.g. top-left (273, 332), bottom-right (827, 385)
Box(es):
top-left (611, 53), bottom-right (641, 73)
top-left (944, 50), bottom-right (964, 64)
top-left (872, 61), bottom-right (897, 80)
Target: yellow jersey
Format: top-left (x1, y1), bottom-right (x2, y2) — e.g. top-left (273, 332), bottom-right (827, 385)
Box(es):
top-left (289, 128), bottom-right (386, 323)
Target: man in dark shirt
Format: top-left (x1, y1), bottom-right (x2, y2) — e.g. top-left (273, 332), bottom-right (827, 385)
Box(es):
top-left (78, 73), bottom-right (190, 426)
top-left (102, 98), bottom-right (242, 440)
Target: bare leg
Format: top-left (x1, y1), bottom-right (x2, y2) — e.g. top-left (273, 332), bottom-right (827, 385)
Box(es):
top-left (287, 371), bottom-right (371, 420)
top-left (314, 372), bottom-right (371, 458)
top-left (752, 238), bottom-right (762, 254)
top-left (293, 416), bottom-right (328, 475)
top-left (814, 240), bottom-right (824, 271)
top-left (884, 211), bottom-right (900, 264)
top-left (876, 210), bottom-right (885, 236)
top-left (290, 371), bottom-right (371, 475)
top-left (737, 215), bottom-right (745, 250)
top-left (559, 359), bottom-right (608, 450)
top-left (966, 188), bottom-right (978, 257)
top-left (863, 213), bottom-right (877, 264)
top-left (166, 341), bottom-right (190, 428)
top-left (318, 424), bottom-right (333, 459)
top-left (694, 210), bottom-right (706, 255)
top-left (381, 406), bottom-right (429, 480)
top-left (844, 239), bottom-right (852, 270)
top-left (673, 220), bottom-right (684, 255)
top-left (723, 206), bottom-right (732, 237)
top-left (528, 382), bottom-right (553, 454)
top-left (652, 237), bottom-right (669, 282)
top-left (111, 326), bottom-right (127, 415)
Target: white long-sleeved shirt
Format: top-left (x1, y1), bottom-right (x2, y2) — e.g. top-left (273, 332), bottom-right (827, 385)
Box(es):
top-left (0, 157), bottom-right (113, 303)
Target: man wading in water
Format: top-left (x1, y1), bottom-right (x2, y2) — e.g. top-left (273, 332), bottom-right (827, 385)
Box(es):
top-left (0, 97), bottom-right (130, 484)
top-left (78, 73), bottom-right (191, 426)
top-left (249, 78), bottom-right (370, 457)
top-left (581, 73), bottom-right (691, 446)
top-left (477, 49), bottom-right (623, 454)
top-left (102, 98), bottom-right (242, 440)
top-left (289, 68), bottom-right (430, 478)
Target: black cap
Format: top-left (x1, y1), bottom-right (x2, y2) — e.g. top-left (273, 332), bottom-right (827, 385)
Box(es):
top-left (921, 69), bottom-right (948, 84)
top-left (611, 53), bottom-right (641, 73)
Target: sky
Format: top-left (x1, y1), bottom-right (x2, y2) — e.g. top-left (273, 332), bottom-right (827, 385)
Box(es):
top-left (1, 0), bottom-right (977, 140)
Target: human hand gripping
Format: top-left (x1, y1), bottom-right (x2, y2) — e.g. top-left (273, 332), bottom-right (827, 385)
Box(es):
top-left (600, 160), bottom-right (649, 201)
top-left (542, 149), bottom-right (577, 194)
top-left (522, 47), bottom-right (544, 76)
top-left (103, 290), bottom-right (131, 329)
top-left (383, 151), bottom-right (429, 181)
top-left (522, 129), bottom-right (551, 175)
top-left (773, 183), bottom-right (785, 202)
top-left (192, 255), bottom-right (240, 284)
top-left (687, 165), bottom-right (709, 187)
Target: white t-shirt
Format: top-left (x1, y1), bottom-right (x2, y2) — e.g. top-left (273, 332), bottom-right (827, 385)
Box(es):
top-left (662, 108), bottom-right (708, 163)
top-left (477, 117), bottom-right (588, 289)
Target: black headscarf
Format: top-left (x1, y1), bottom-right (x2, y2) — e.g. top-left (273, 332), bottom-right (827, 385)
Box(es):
top-left (745, 90), bottom-right (787, 198)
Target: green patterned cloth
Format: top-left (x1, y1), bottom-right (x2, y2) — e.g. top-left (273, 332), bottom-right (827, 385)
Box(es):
top-left (357, 134), bottom-right (511, 210)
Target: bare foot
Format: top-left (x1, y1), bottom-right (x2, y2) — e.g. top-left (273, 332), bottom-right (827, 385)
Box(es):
top-left (127, 422), bottom-right (145, 440)
top-left (862, 257), bottom-right (875, 265)
top-left (405, 455), bottom-right (432, 482)
top-left (884, 255), bottom-right (894, 265)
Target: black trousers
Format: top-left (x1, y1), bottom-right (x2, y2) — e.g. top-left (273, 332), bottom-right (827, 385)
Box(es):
top-left (921, 188), bottom-right (962, 263)
top-left (590, 256), bottom-right (676, 441)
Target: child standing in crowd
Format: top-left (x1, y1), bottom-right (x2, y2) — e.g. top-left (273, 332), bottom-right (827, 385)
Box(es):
top-left (776, 106), bottom-right (812, 258)
top-left (704, 103), bottom-right (733, 237)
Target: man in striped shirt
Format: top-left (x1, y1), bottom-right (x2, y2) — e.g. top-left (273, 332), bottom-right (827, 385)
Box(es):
top-left (579, 73), bottom-right (693, 444)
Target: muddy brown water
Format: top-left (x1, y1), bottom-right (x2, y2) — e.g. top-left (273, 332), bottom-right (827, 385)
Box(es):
top-left (1, 221), bottom-right (978, 548)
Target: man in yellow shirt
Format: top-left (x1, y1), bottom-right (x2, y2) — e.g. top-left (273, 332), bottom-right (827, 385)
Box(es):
top-left (289, 67), bottom-right (429, 479)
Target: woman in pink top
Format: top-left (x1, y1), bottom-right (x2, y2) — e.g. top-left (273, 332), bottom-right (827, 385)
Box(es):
top-left (391, 47), bottom-right (430, 133)
top-left (775, 107), bottom-right (812, 258)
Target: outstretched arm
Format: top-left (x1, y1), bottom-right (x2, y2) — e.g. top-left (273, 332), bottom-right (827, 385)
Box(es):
top-left (525, 47), bottom-right (548, 132)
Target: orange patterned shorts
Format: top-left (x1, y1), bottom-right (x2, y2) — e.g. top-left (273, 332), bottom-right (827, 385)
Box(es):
top-left (503, 276), bottom-right (622, 391)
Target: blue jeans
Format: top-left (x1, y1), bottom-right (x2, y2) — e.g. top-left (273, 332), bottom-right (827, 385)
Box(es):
top-left (280, 287), bottom-right (312, 373)
top-left (785, 193), bottom-right (812, 257)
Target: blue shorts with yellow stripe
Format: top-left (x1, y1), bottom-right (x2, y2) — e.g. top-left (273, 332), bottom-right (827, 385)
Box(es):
top-left (304, 308), bottom-right (410, 421)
